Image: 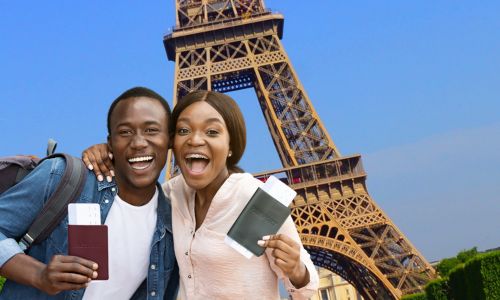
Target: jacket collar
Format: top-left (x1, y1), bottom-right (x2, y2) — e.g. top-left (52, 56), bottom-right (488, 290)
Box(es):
top-left (96, 179), bottom-right (172, 234)
top-left (97, 179), bottom-right (116, 191)
top-left (156, 182), bottom-right (173, 234)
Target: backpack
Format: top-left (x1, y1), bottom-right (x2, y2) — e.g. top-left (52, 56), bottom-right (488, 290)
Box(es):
top-left (0, 139), bottom-right (87, 250)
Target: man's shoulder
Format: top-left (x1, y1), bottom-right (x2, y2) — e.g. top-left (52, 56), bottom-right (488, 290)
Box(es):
top-left (157, 182), bottom-right (171, 206)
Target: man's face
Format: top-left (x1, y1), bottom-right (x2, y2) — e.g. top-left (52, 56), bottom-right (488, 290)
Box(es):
top-left (108, 97), bottom-right (169, 193)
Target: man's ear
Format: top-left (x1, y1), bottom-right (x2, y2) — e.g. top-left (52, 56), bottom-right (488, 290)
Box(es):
top-left (107, 135), bottom-right (112, 152)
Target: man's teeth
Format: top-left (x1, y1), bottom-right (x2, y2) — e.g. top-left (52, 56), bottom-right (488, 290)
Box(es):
top-left (128, 156), bottom-right (153, 163)
top-left (185, 154), bottom-right (208, 160)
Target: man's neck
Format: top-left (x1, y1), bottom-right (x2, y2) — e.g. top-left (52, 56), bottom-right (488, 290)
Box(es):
top-left (115, 180), bottom-right (157, 206)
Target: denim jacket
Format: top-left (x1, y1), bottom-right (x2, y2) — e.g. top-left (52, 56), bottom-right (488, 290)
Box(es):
top-left (0, 157), bottom-right (179, 300)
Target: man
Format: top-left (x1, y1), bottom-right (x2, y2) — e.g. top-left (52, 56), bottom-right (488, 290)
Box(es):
top-left (0, 87), bottom-right (178, 299)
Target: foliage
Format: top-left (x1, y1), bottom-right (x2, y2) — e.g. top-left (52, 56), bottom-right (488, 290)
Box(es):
top-left (464, 250), bottom-right (500, 300)
top-left (0, 276), bottom-right (5, 292)
top-left (456, 247), bottom-right (478, 263)
top-left (401, 292), bottom-right (427, 300)
top-left (436, 247), bottom-right (478, 277)
top-left (425, 278), bottom-right (449, 300)
top-left (436, 257), bottom-right (461, 277)
top-left (448, 264), bottom-right (467, 300)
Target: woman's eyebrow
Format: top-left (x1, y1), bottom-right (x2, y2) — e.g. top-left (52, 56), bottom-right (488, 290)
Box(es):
top-left (177, 117), bottom-right (224, 125)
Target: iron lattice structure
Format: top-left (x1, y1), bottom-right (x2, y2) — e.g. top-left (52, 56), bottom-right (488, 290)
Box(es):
top-left (164, 1), bottom-right (436, 298)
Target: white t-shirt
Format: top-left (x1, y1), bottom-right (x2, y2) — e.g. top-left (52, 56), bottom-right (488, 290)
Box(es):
top-left (82, 188), bottom-right (158, 300)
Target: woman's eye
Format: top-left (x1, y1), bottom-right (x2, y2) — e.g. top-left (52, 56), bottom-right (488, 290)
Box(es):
top-left (177, 128), bottom-right (190, 135)
top-left (206, 129), bottom-right (219, 136)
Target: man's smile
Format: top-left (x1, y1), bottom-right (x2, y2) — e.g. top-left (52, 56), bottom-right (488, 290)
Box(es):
top-left (128, 155), bottom-right (154, 170)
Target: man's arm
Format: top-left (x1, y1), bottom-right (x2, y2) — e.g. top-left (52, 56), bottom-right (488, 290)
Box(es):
top-left (0, 158), bottom-right (97, 294)
top-left (0, 253), bottom-right (97, 295)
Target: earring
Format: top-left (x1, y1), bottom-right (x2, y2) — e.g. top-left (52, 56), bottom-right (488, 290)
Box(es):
top-left (228, 151), bottom-right (232, 157)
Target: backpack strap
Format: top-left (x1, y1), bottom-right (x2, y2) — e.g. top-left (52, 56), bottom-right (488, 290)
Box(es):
top-left (19, 154), bottom-right (88, 250)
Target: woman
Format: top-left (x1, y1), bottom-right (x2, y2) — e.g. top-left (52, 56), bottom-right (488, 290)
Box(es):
top-left (83, 91), bottom-right (318, 299)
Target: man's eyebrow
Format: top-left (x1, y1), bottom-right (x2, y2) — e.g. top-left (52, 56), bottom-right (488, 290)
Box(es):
top-left (114, 120), bottom-right (162, 127)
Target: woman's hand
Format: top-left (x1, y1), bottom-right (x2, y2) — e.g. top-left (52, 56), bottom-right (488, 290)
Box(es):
top-left (82, 143), bottom-right (114, 182)
top-left (258, 234), bottom-right (310, 288)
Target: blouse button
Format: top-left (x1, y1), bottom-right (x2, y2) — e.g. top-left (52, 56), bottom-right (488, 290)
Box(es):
top-left (188, 275), bottom-right (192, 279)
top-left (185, 251), bottom-right (188, 256)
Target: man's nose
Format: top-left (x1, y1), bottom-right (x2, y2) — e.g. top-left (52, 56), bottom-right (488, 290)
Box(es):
top-left (131, 134), bottom-right (148, 148)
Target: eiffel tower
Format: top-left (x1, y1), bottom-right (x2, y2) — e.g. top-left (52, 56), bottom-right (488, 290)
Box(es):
top-left (164, 1), bottom-right (436, 298)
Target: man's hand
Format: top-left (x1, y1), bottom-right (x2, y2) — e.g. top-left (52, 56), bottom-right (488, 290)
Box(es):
top-left (258, 234), bottom-right (310, 288)
top-left (0, 253), bottom-right (97, 295)
top-left (82, 143), bottom-right (114, 182)
top-left (37, 255), bottom-right (98, 295)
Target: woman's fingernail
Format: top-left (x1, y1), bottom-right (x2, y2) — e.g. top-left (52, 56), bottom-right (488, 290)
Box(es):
top-left (106, 176), bottom-right (112, 183)
top-left (108, 153), bottom-right (113, 160)
top-left (92, 271), bottom-right (98, 278)
top-left (93, 263), bottom-right (98, 270)
top-left (110, 170), bottom-right (115, 177)
top-left (257, 240), bottom-right (265, 246)
top-left (97, 175), bottom-right (104, 182)
top-left (88, 164), bottom-right (94, 170)
top-left (262, 235), bottom-right (271, 241)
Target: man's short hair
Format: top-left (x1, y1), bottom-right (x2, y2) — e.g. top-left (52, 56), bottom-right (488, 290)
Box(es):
top-left (107, 87), bottom-right (172, 135)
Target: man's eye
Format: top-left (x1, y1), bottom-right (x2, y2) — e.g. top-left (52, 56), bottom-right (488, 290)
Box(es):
top-left (119, 129), bottom-right (133, 136)
top-left (145, 128), bottom-right (160, 134)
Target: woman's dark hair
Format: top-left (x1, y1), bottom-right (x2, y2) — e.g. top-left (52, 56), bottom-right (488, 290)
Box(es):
top-left (107, 87), bottom-right (172, 135)
top-left (171, 90), bottom-right (246, 173)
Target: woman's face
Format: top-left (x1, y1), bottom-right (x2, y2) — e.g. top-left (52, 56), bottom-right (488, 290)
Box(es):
top-left (173, 101), bottom-right (231, 192)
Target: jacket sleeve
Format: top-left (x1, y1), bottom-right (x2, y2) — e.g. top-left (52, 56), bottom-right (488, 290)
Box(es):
top-left (0, 158), bottom-right (62, 267)
top-left (265, 216), bottom-right (319, 300)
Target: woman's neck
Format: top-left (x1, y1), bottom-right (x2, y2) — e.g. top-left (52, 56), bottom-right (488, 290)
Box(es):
top-left (193, 169), bottom-right (230, 228)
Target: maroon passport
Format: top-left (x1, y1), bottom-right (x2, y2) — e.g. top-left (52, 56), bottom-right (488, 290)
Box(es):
top-left (68, 225), bottom-right (109, 280)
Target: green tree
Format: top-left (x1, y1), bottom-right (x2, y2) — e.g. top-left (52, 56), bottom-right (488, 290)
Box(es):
top-left (436, 247), bottom-right (478, 276)
top-left (457, 247), bottom-right (478, 263)
top-left (436, 257), bottom-right (460, 277)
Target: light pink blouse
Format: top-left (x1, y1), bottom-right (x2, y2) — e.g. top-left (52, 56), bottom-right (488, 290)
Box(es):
top-left (163, 173), bottom-right (318, 300)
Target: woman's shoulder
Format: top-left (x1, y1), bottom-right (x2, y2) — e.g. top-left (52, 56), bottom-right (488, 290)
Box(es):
top-left (218, 172), bottom-right (263, 196)
top-left (161, 174), bottom-right (187, 196)
top-left (228, 172), bottom-right (263, 186)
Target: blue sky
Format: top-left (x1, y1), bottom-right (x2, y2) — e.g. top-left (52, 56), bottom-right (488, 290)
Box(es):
top-left (1, 1), bottom-right (499, 261)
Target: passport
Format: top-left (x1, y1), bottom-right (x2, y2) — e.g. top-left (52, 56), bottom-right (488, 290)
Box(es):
top-left (68, 225), bottom-right (109, 280)
top-left (226, 176), bottom-right (294, 258)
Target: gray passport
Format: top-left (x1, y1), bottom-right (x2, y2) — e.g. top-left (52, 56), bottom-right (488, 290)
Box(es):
top-left (227, 187), bottom-right (291, 256)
